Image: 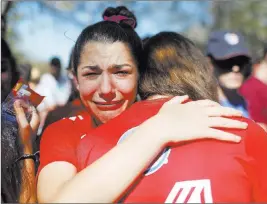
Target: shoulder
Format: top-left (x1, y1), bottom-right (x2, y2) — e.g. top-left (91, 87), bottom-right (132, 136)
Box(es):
top-left (125, 99), bottom-right (166, 115)
top-left (240, 76), bottom-right (260, 93)
top-left (41, 114), bottom-right (91, 142)
top-left (229, 117), bottom-right (267, 159)
top-left (242, 117), bottom-right (267, 152)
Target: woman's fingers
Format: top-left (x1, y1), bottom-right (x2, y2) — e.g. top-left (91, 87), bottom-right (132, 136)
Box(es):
top-left (204, 128), bottom-right (241, 143)
top-left (207, 117), bottom-right (247, 129)
top-left (14, 100), bottom-right (28, 129)
top-left (204, 106), bottom-right (243, 117)
top-left (29, 106), bottom-right (40, 132)
top-left (188, 99), bottom-right (220, 107)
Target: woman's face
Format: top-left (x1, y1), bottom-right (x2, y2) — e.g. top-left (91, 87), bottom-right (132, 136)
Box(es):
top-left (76, 41), bottom-right (139, 124)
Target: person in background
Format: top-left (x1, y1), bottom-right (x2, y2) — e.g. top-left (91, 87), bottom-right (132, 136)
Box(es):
top-left (206, 30), bottom-right (252, 118)
top-left (28, 67), bottom-right (41, 90)
top-left (240, 43), bottom-right (267, 131)
top-left (37, 6), bottom-right (248, 203)
top-left (35, 56), bottom-right (71, 112)
top-left (36, 50), bottom-right (86, 150)
top-left (1, 38), bottom-right (39, 203)
top-left (18, 63), bottom-right (32, 83)
top-left (35, 56), bottom-right (71, 134)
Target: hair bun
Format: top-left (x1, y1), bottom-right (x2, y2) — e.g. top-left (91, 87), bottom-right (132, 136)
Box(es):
top-left (102, 6), bottom-right (137, 29)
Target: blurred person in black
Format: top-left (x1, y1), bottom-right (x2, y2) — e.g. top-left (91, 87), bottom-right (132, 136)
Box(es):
top-left (206, 30), bottom-right (251, 118)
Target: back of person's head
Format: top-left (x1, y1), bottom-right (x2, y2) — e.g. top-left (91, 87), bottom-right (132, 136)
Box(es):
top-left (139, 31), bottom-right (218, 101)
top-left (50, 57), bottom-right (61, 70)
top-left (72, 6), bottom-right (142, 75)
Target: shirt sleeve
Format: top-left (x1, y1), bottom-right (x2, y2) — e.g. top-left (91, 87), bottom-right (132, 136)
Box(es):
top-left (37, 119), bottom-right (78, 175)
top-left (245, 119), bottom-right (267, 201)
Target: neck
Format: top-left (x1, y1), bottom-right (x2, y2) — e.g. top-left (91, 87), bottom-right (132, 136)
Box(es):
top-left (92, 116), bottom-right (102, 128)
top-left (254, 61), bottom-right (267, 85)
top-left (218, 86), bottom-right (246, 106)
top-left (146, 95), bottom-right (170, 100)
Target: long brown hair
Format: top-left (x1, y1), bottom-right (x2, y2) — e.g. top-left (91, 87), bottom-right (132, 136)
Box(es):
top-left (139, 32), bottom-right (218, 102)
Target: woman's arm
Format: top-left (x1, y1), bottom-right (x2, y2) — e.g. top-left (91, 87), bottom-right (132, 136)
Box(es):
top-left (19, 144), bottom-right (37, 203)
top-left (38, 96), bottom-right (247, 203)
top-left (14, 100), bottom-right (39, 203)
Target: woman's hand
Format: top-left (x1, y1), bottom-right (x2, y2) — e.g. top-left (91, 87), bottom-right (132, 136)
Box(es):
top-left (14, 100), bottom-right (40, 148)
top-left (152, 96), bottom-right (247, 145)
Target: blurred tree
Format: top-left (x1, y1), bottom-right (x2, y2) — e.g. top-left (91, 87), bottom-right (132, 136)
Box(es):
top-left (3, 0), bottom-right (266, 63)
top-left (211, 0), bottom-right (267, 59)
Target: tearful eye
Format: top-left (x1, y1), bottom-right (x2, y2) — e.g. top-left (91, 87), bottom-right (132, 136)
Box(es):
top-left (83, 72), bottom-right (100, 79)
top-left (115, 71), bottom-right (129, 76)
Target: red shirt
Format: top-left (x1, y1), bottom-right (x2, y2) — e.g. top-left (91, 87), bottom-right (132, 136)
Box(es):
top-left (77, 99), bottom-right (267, 203)
top-left (240, 76), bottom-right (267, 124)
top-left (38, 112), bottom-right (93, 174)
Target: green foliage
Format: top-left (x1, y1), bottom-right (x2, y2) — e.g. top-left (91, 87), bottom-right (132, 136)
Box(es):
top-left (4, 1), bottom-right (267, 64)
top-left (211, 0), bottom-right (267, 59)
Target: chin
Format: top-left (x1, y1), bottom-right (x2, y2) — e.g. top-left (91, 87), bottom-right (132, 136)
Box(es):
top-left (97, 111), bottom-right (123, 124)
top-left (89, 100), bottom-right (132, 124)
top-left (226, 83), bottom-right (242, 90)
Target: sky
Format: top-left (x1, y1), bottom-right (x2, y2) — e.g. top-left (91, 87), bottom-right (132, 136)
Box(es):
top-left (11, 1), bottom-right (211, 68)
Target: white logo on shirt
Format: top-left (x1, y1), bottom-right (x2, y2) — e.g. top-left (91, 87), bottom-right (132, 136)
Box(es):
top-left (165, 179), bottom-right (213, 203)
top-left (80, 134), bottom-right (86, 139)
top-left (118, 127), bottom-right (171, 176)
top-left (67, 115), bottom-right (84, 121)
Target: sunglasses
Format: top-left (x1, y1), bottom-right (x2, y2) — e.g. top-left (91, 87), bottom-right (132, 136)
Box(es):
top-left (213, 57), bottom-right (251, 74)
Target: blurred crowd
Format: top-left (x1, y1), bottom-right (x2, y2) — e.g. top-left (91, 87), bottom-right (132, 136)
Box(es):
top-left (1, 4), bottom-right (267, 203)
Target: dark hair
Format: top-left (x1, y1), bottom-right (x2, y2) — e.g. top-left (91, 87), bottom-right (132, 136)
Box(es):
top-left (72, 6), bottom-right (142, 75)
top-left (142, 36), bottom-right (150, 46)
top-left (1, 123), bottom-right (23, 203)
top-left (2, 15), bottom-right (6, 37)
top-left (1, 38), bottom-right (20, 89)
top-left (1, 38), bottom-right (35, 202)
top-left (67, 48), bottom-right (74, 70)
top-left (139, 32), bottom-right (218, 101)
top-left (50, 57), bottom-right (61, 70)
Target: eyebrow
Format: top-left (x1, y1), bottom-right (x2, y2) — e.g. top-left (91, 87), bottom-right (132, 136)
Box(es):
top-left (82, 66), bottom-right (100, 70)
top-left (112, 64), bottom-right (132, 69)
top-left (82, 64), bottom-right (132, 70)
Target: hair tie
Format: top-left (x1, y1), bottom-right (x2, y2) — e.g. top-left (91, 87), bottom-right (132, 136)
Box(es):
top-left (104, 15), bottom-right (136, 29)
